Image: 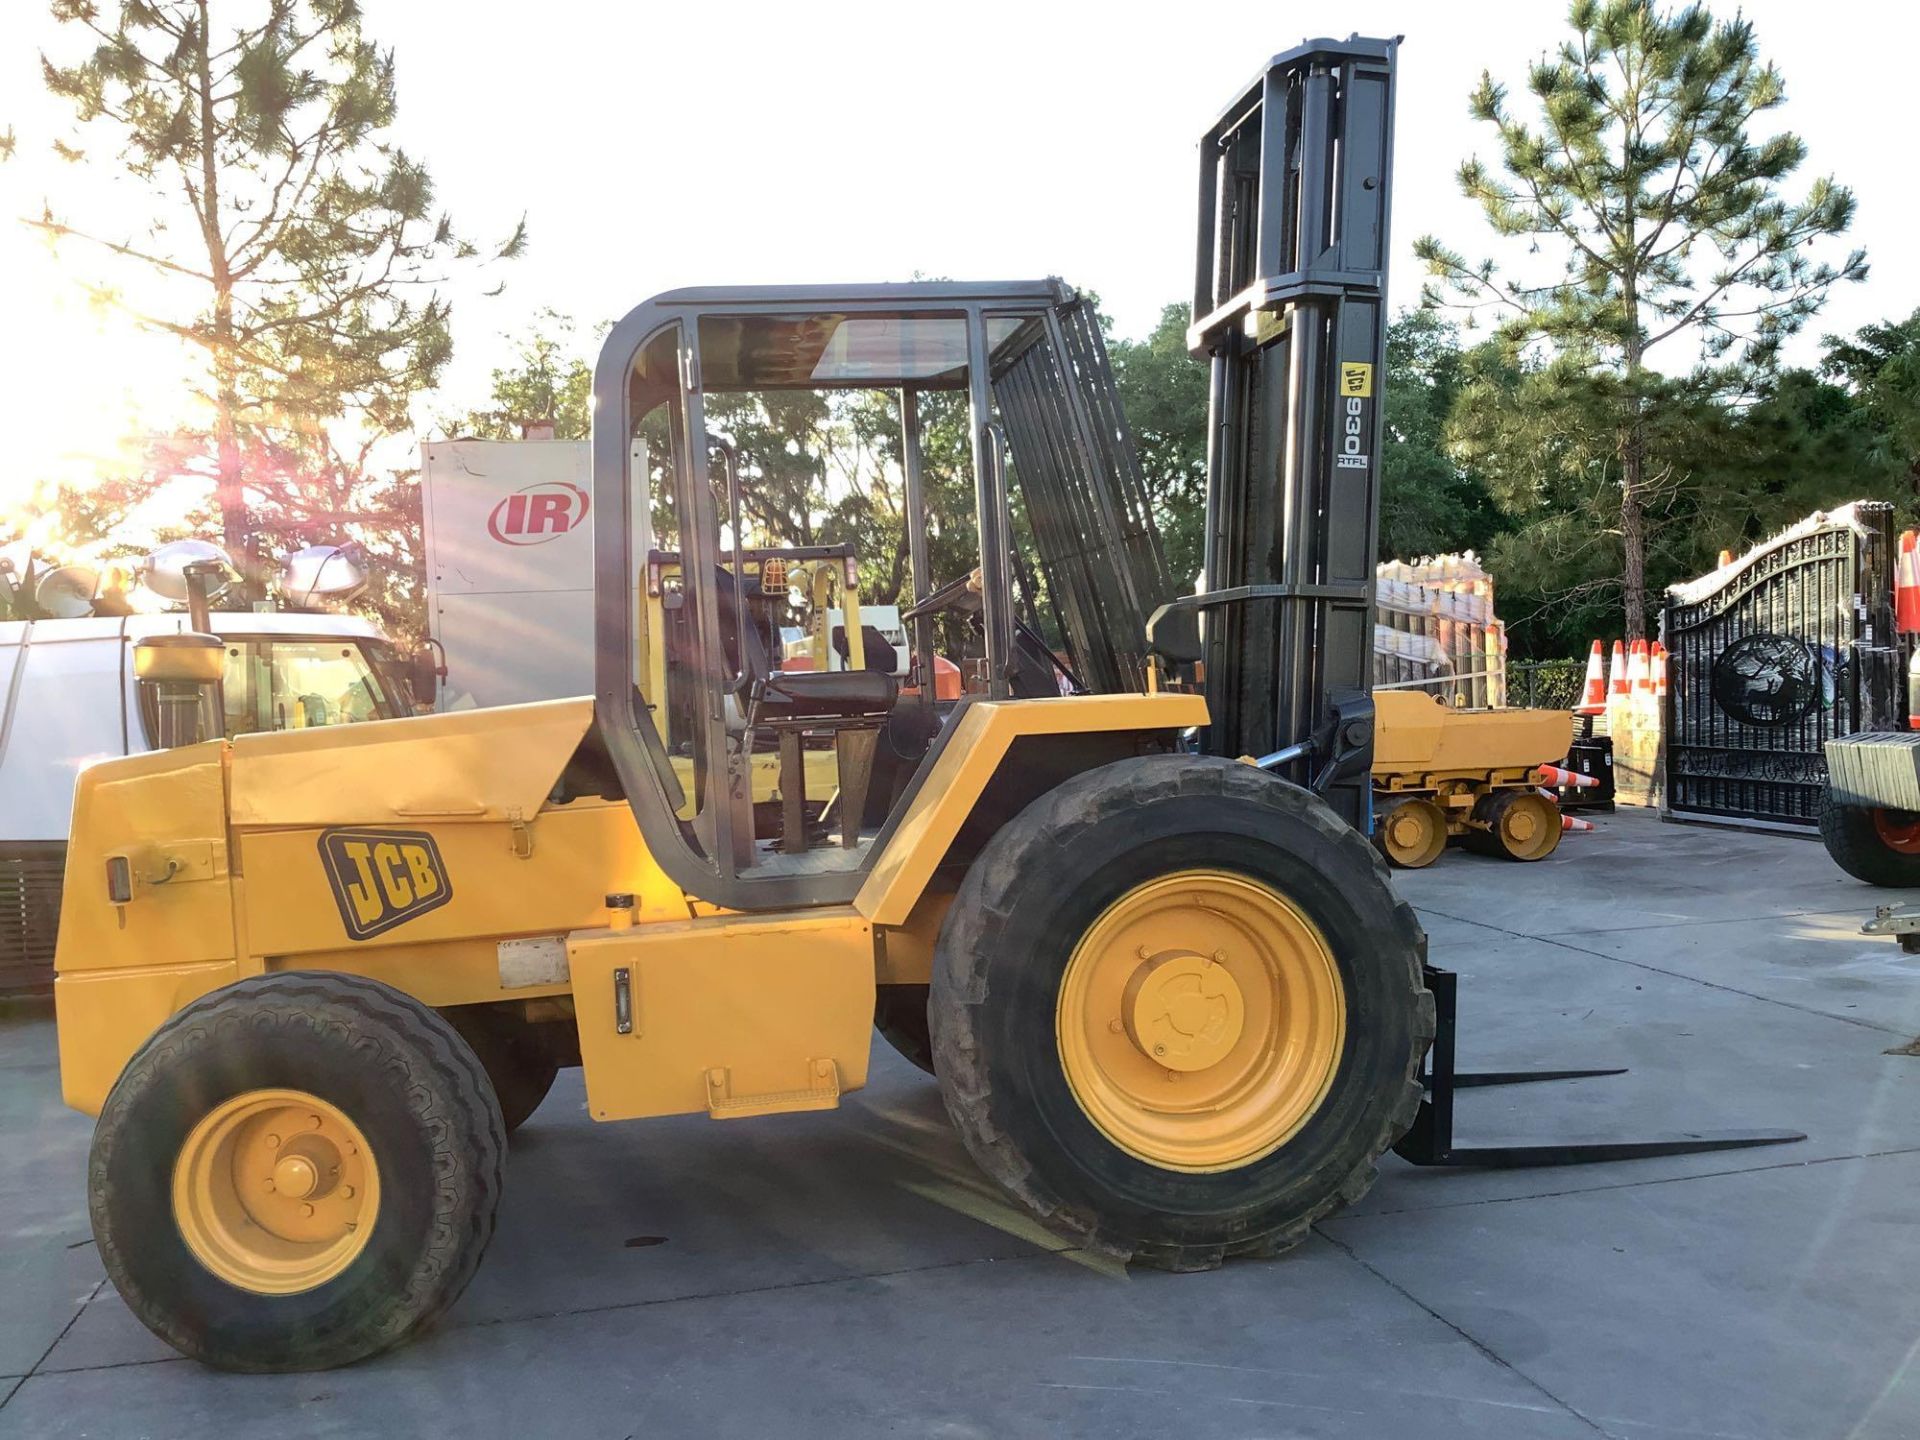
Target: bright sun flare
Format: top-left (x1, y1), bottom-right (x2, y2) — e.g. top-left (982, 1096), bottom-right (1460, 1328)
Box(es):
top-left (0, 242), bottom-right (209, 557)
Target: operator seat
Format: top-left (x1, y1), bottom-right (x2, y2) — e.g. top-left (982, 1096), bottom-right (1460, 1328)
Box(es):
top-left (712, 575), bottom-right (899, 722)
top-left (831, 623), bottom-right (900, 673)
top-left (758, 666), bottom-right (896, 720)
top-left (709, 567), bottom-right (897, 851)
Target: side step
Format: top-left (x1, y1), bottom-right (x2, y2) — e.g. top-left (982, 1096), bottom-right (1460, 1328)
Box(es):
top-left (704, 1059), bottom-right (842, 1120)
top-left (1393, 966), bottom-right (1806, 1169)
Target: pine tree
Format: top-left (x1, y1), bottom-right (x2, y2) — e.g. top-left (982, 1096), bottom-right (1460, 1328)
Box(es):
top-left (31, 0), bottom-right (523, 587)
top-left (442, 311), bottom-right (594, 441)
top-left (1415, 0), bottom-right (1864, 639)
top-left (1821, 310), bottom-right (1920, 493)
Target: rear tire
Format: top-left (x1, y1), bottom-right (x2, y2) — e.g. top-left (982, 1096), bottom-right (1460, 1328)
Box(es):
top-left (874, 985), bottom-right (936, 1075)
top-left (1821, 797), bottom-right (1920, 887)
top-left (445, 1006), bottom-right (562, 1134)
top-left (89, 972), bottom-right (505, 1372)
top-left (930, 755), bottom-right (1432, 1270)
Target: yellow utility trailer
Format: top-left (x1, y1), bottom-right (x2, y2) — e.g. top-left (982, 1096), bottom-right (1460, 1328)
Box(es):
top-left (1370, 690), bottom-right (1579, 867)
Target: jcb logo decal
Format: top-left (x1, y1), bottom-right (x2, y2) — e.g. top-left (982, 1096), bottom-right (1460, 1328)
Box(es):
top-left (1337, 361), bottom-right (1374, 471)
top-left (318, 829), bottom-right (453, 940)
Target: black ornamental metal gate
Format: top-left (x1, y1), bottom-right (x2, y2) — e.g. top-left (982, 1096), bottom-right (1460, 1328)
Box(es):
top-left (1663, 502), bottom-right (1899, 827)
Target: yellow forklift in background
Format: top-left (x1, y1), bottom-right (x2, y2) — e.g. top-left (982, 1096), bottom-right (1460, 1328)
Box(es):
top-left (53, 37), bottom-right (1797, 1373)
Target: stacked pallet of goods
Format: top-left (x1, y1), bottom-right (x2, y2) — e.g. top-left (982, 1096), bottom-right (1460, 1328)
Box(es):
top-left (1374, 553), bottom-right (1507, 709)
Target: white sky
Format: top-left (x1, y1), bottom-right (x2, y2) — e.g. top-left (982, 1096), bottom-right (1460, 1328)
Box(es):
top-left (2, 0), bottom-right (1915, 521)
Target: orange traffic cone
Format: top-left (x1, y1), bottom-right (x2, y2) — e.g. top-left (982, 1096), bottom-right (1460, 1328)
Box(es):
top-left (1561, 814), bottom-right (1596, 833)
top-left (1575, 640), bottom-right (1606, 716)
top-left (1628, 638), bottom-right (1651, 694)
top-left (1609, 640), bottom-right (1630, 698)
top-left (1536, 764), bottom-right (1600, 789)
top-left (1650, 641), bottom-right (1669, 699)
top-left (1897, 531), bottom-right (1920, 634)
top-left (1717, 548), bottom-right (1735, 569)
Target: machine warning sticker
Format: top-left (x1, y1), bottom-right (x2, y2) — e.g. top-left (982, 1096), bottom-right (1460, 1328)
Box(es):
top-left (1339, 362), bottom-right (1374, 398)
top-left (318, 828), bottom-right (454, 941)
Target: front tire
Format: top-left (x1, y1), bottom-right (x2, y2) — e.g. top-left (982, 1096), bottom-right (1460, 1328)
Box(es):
top-left (1374, 795), bottom-right (1448, 869)
top-left (89, 972), bottom-right (505, 1372)
top-left (930, 756), bottom-right (1432, 1270)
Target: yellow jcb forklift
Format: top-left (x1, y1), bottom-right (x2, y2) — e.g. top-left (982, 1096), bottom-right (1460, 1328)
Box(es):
top-left (53, 37), bottom-right (1796, 1372)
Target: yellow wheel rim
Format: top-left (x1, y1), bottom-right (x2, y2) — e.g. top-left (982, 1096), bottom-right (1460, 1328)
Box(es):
top-left (1380, 798), bottom-right (1447, 868)
top-left (1056, 869), bottom-right (1346, 1173)
top-left (171, 1089), bottom-right (380, 1296)
top-left (1495, 792), bottom-right (1560, 860)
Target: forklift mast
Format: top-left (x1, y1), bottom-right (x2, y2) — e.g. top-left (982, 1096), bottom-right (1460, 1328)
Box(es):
top-left (1179, 35), bottom-right (1398, 831)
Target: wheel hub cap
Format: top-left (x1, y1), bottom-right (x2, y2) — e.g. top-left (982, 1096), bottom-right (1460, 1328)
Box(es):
top-left (172, 1089), bottom-right (380, 1296)
top-left (271, 1153), bottom-right (320, 1199)
top-left (1056, 870), bottom-right (1347, 1173)
top-left (1123, 952), bottom-right (1246, 1071)
top-left (1873, 809), bottom-right (1920, 853)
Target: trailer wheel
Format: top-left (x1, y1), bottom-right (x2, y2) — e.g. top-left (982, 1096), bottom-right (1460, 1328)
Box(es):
top-left (874, 985), bottom-right (936, 1075)
top-left (89, 972), bottom-right (504, 1372)
top-left (1820, 798), bottom-right (1920, 887)
top-left (446, 1006), bottom-right (562, 1134)
top-left (1374, 796), bottom-right (1447, 869)
top-left (1465, 789), bottom-right (1561, 862)
top-left (930, 755), bottom-right (1431, 1270)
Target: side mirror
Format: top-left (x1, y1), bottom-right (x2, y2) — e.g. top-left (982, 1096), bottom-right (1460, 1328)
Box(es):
top-left (134, 633), bottom-right (225, 748)
top-left (409, 647), bottom-right (444, 709)
top-left (133, 631), bottom-right (225, 685)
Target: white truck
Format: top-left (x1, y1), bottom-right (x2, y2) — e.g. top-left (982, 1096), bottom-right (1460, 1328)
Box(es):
top-left (0, 607), bottom-right (415, 994)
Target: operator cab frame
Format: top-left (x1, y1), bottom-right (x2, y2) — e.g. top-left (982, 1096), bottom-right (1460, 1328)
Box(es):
top-left (588, 281), bottom-right (1173, 910)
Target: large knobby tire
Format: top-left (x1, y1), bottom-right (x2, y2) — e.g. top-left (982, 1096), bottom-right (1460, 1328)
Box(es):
top-left (874, 985), bottom-right (936, 1075)
top-left (89, 972), bottom-right (506, 1372)
top-left (930, 755), bottom-right (1432, 1270)
top-left (445, 1005), bottom-right (563, 1134)
top-left (1821, 798), bottom-right (1920, 888)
